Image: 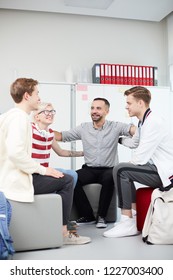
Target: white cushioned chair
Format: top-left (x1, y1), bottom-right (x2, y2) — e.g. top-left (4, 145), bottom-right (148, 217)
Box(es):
top-left (9, 194), bottom-right (63, 251)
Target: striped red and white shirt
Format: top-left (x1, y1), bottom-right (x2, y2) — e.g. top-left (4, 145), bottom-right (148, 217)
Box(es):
top-left (31, 123), bottom-right (54, 167)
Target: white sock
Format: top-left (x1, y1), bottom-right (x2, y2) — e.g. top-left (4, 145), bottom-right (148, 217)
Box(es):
top-left (132, 209), bottom-right (137, 217)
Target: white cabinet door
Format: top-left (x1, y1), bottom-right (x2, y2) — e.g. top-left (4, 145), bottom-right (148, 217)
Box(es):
top-left (75, 84), bottom-right (104, 169)
top-left (150, 86), bottom-right (171, 124)
top-left (39, 83), bottom-right (72, 169)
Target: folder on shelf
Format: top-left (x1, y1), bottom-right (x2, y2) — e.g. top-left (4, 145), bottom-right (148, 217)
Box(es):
top-left (127, 65), bottom-right (132, 85)
top-left (111, 64), bottom-right (116, 84)
top-left (92, 64), bottom-right (100, 83)
top-left (149, 66), bottom-right (154, 86)
top-left (108, 64), bottom-right (112, 84)
top-left (123, 65), bottom-right (128, 85)
top-left (104, 64), bottom-right (109, 84)
top-left (135, 66), bottom-right (139, 85)
top-left (142, 66), bottom-right (147, 86)
top-left (100, 64), bottom-right (105, 84)
top-left (119, 65), bottom-right (124, 84)
top-left (115, 64), bottom-right (120, 84)
top-left (146, 66), bottom-right (150, 86)
top-left (138, 66), bottom-right (143, 85)
top-left (153, 67), bottom-right (158, 86)
top-left (131, 65), bottom-right (135, 85)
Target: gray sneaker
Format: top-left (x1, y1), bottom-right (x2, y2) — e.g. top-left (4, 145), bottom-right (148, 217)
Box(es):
top-left (96, 216), bottom-right (107, 228)
top-left (63, 231), bottom-right (91, 245)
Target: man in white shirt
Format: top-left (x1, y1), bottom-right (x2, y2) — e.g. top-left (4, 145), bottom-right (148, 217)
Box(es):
top-left (0, 78), bottom-right (90, 245)
top-left (104, 86), bottom-right (173, 238)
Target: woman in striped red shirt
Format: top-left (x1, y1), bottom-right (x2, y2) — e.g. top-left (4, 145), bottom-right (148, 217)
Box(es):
top-left (32, 102), bottom-right (84, 187)
top-left (31, 102), bottom-right (90, 245)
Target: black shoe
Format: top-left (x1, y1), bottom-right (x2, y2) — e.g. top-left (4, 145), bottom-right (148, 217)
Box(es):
top-left (76, 216), bottom-right (96, 225)
top-left (96, 216), bottom-right (107, 228)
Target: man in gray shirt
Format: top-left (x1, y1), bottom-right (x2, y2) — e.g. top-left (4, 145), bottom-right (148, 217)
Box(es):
top-left (54, 97), bottom-right (135, 228)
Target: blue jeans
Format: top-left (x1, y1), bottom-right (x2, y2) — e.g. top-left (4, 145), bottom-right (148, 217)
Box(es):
top-left (56, 168), bottom-right (78, 188)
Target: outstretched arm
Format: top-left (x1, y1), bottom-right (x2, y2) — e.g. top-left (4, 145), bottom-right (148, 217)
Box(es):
top-left (52, 138), bottom-right (84, 157)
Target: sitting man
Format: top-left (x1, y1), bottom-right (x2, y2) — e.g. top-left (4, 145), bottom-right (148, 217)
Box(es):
top-left (54, 97), bottom-right (135, 228)
top-left (0, 78), bottom-right (91, 245)
top-left (104, 86), bottom-right (173, 238)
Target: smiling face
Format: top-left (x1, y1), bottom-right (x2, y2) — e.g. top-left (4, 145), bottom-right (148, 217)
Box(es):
top-left (90, 99), bottom-right (109, 124)
top-left (34, 103), bottom-right (56, 129)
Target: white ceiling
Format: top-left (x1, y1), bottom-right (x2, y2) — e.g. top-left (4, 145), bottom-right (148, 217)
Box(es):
top-left (0, 0), bottom-right (173, 22)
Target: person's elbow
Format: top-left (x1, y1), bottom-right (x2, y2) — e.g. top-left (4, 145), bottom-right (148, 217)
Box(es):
top-left (8, 149), bottom-right (24, 163)
top-left (54, 130), bottom-right (62, 141)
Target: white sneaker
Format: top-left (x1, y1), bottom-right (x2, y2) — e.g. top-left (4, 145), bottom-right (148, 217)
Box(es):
top-left (113, 214), bottom-right (130, 226)
top-left (103, 217), bottom-right (140, 238)
top-left (114, 210), bottom-right (136, 226)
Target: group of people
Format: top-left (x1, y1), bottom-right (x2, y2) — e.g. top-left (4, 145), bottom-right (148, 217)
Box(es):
top-left (1, 77), bottom-right (173, 246)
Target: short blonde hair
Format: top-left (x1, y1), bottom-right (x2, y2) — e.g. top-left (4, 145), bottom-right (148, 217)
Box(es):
top-left (32, 102), bottom-right (54, 122)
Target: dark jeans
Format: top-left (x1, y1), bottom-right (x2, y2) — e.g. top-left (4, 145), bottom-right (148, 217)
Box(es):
top-left (74, 165), bottom-right (114, 219)
top-left (32, 173), bottom-right (74, 225)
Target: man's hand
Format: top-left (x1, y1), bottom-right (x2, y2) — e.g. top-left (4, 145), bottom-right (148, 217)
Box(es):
top-left (45, 167), bottom-right (64, 178)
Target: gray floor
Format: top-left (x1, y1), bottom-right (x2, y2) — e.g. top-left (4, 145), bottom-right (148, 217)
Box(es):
top-left (13, 223), bottom-right (173, 260)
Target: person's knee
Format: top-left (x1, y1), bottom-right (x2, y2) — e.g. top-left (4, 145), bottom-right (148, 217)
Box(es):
top-left (101, 177), bottom-right (114, 188)
top-left (64, 174), bottom-right (74, 186)
top-left (71, 171), bottom-right (78, 182)
top-left (113, 162), bottom-right (129, 178)
top-left (68, 171), bottom-right (78, 188)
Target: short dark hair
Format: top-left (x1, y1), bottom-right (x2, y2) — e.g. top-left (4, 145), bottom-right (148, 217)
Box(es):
top-left (124, 86), bottom-right (151, 105)
top-left (10, 78), bottom-right (38, 103)
top-left (93, 97), bottom-right (110, 109)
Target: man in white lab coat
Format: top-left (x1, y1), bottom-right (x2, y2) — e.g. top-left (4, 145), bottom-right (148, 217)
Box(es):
top-left (104, 86), bottom-right (173, 238)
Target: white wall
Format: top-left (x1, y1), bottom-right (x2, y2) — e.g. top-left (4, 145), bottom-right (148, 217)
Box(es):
top-left (0, 9), bottom-right (169, 112)
top-left (167, 12), bottom-right (173, 65)
top-left (167, 12), bottom-right (173, 90)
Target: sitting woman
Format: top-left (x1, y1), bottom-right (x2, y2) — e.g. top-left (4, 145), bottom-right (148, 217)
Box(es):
top-left (31, 102), bottom-right (84, 188)
top-left (31, 102), bottom-right (90, 244)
